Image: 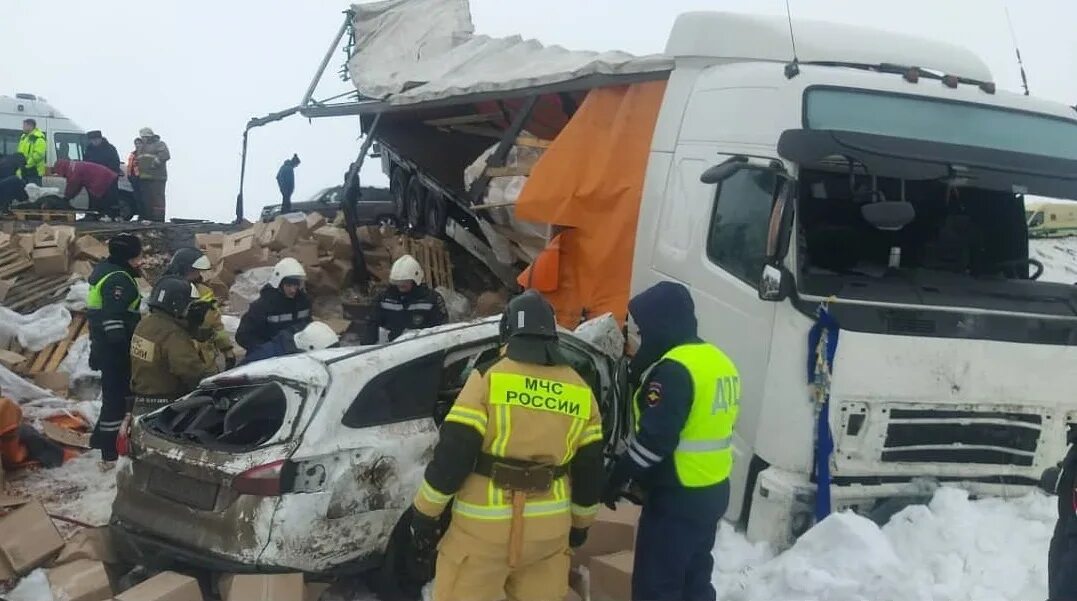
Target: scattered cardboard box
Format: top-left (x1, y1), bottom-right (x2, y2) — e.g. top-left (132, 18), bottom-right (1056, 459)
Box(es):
top-left (572, 503), bottom-right (640, 569)
top-left (34, 371), bottom-right (70, 397)
top-left (306, 212), bottom-right (327, 232)
top-left (313, 228), bottom-right (347, 254)
top-left (53, 527), bottom-right (118, 566)
top-left (0, 231), bottom-right (11, 250)
top-left (305, 582), bottom-right (331, 601)
top-left (221, 236), bottom-right (264, 272)
top-left (195, 232), bottom-right (225, 250)
top-left (218, 573), bottom-right (304, 601)
top-left (43, 420), bottom-right (91, 449)
top-left (0, 348), bottom-right (26, 370)
top-left (32, 245), bottom-right (70, 275)
top-left (0, 500), bottom-right (64, 575)
top-left (356, 225), bottom-right (382, 247)
top-left (33, 224), bottom-right (75, 250)
top-left (282, 239), bottom-right (319, 268)
top-left (322, 258), bottom-right (353, 289)
top-left (0, 278), bottom-right (14, 302)
top-left (588, 551), bottom-right (634, 601)
top-left (204, 246), bottom-right (222, 267)
top-left (72, 259), bottom-right (95, 279)
top-left (74, 235), bottom-right (109, 261)
top-left (12, 233), bottom-right (33, 259)
top-left (305, 267), bottom-right (337, 297)
top-left (114, 571), bottom-right (203, 601)
top-left (47, 559), bottom-right (112, 601)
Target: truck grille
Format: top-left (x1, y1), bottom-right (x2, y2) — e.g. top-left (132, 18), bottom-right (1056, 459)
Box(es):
top-left (880, 408), bottom-right (1041, 467)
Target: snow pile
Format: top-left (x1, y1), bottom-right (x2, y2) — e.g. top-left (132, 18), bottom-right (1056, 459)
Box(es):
top-left (0, 304), bottom-right (71, 352)
top-left (7, 453), bottom-right (121, 531)
top-left (6, 569), bottom-right (54, 601)
top-left (717, 487), bottom-right (1054, 601)
top-left (1031, 237), bottom-right (1077, 284)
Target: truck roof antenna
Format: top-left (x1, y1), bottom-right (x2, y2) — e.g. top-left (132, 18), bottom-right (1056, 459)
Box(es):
top-left (783, 0), bottom-right (801, 79)
top-left (1004, 6), bottom-right (1031, 96)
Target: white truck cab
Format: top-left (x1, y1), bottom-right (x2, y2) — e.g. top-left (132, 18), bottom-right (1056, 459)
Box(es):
top-left (633, 13), bottom-right (1077, 544)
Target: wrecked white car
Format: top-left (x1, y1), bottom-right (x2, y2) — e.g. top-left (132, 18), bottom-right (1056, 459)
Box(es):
top-left (109, 318), bottom-right (626, 585)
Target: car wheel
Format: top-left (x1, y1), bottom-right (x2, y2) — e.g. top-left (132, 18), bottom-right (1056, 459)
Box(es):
top-left (404, 177), bottom-right (427, 231)
top-left (368, 509), bottom-right (426, 601)
top-left (425, 192), bottom-right (447, 237)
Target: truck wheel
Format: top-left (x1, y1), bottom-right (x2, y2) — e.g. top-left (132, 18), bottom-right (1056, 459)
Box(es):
top-left (425, 192), bottom-right (447, 237)
top-left (390, 167), bottom-right (409, 222)
top-left (404, 177), bottom-right (427, 231)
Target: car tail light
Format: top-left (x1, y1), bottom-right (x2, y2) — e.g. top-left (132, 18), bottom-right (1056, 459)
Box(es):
top-left (232, 460), bottom-right (287, 496)
top-left (116, 414), bottom-right (133, 457)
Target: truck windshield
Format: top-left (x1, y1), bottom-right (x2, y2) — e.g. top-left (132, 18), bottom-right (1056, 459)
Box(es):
top-left (805, 88), bottom-right (1077, 161)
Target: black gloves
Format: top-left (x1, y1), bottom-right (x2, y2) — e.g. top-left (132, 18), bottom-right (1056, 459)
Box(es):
top-left (1040, 464), bottom-right (1062, 494)
top-left (601, 460), bottom-right (631, 510)
top-left (224, 352), bottom-right (237, 370)
top-left (569, 527), bottom-right (589, 549)
top-left (410, 508), bottom-right (442, 555)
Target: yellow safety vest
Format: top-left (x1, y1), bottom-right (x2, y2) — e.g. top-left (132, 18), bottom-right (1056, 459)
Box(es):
top-left (633, 342), bottom-right (740, 487)
top-left (87, 270), bottom-right (141, 312)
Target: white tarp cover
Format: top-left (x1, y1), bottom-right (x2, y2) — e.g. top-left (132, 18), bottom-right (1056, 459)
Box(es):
top-left (349, 0), bottom-right (672, 106)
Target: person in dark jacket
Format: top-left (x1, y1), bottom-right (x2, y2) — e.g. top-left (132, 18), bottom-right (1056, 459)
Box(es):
top-left (602, 281), bottom-right (740, 601)
top-left (83, 131), bottom-right (122, 174)
top-left (0, 175), bottom-right (28, 212)
top-left (86, 233), bottom-right (143, 469)
top-left (276, 154), bottom-right (301, 213)
top-left (53, 159), bottom-right (119, 215)
top-left (366, 254), bottom-right (447, 343)
top-left (240, 321), bottom-right (340, 365)
top-left (235, 258), bottom-right (312, 351)
top-left (1045, 425), bottom-right (1077, 601)
top-left (0, 154), bottom-right (25, 180)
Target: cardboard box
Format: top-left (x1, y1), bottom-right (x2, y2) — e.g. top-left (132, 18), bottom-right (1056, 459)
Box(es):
top-left (0, 500), bottom-right (64, 575)
top-left (53, 527), bottom-right (117, 566)
top-left (0, 230), bottom-right (11, 250)
top-left (572, 503), bottom-right (640, 568)
top-left (305, 267), bottom-right (337, 297)
top-left (47, 559), bottom-right (111, 601)
top-left (33, 224), bottom-right (75, 249)
top-left (356, 225), bottom-right (382, 247)
top-left (588, 551), bottom-right (634, 601)
top-left (74, 235), bottom-right (109, 261)
top-left (282, 239), bottom-right (319, 268)
top-left (306, 212), bottom-right (327, 232)
top-left (305, 582), bottom-right (331, 601)
top-left (204, 246), bottom-right (222, 267)
top-left (12, 232), bottom-right (33, 259)
top-left (322, 258), bottom-right (353, 288)
top-left (195, 232), bottom-right (225, 250)
top-left (32, 245), bottom-right (70, 275)
top-left (43, 420), bottom-right (91, 449)
top-left (218, 573), bottom-right (303, 601)
top-left (221, 236), bottom-right (264, 272)
top-left (114, 571), bottom-right (203, 601)
top-left (72, 259), bottom-right (95, 279)
top-left (313, 228), bottom-right (347, 254)
top-left (34, 371), bottom-right (70, 396)
top-left (322, 318), bottom-right (352, 335)
top-left (0, 348), bottom-right (25, 370)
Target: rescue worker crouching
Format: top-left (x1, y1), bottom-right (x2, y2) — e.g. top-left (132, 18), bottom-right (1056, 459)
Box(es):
top-left (602, 281), bottom-right (740, 601)
top-left (240, 321), bottom-right (340, 365)
top-left (366, 254), bottom-right (447, 343)
top-left (86, 233), bottom-right (143, 469)
top-left (410, 290), bottom-right (605, 601)
top-left (164, 247), bottom-right (237, 370)
top-left (130, 277), bottom-right (218, 415)
top-left (235, 258), bottom-right (312, 352)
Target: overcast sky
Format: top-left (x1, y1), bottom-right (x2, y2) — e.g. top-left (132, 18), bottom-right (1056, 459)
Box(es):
top-left (1, 0), bottom-right (1073, 222)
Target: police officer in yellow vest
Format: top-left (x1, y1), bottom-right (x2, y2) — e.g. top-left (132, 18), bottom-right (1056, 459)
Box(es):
top-left (410, 290), bottom-right (605, 601)
top-left (86, 233), bottom-right (143, 469)
top-left (602, 281), bottom-right (740, 601)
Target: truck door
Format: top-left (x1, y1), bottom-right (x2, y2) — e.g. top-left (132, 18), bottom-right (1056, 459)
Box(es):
top-left (646, 150), bottom-right (782, 517)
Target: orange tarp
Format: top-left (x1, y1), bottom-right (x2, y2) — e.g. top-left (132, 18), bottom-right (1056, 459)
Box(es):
top-left (515, 81), bottom-right (667, 328)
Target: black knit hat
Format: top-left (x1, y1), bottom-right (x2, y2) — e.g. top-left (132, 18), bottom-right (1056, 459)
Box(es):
top-left (108, 233), bottom-right (142, 262)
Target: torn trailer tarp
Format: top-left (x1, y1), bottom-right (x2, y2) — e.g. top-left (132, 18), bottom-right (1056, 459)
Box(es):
top-left (348, 0), bottom-right (672, 107)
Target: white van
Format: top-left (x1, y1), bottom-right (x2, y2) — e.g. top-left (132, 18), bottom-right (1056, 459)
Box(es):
top-left (1027, 199), bottom-right (1077, 238)
top-left (0, 93), bottom-right (136, 219)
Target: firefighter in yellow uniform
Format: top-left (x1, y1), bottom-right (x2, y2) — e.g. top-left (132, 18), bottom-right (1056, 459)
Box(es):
top-left (163, 247), bottom-right (236, 370)
top-left (130, 277), bottom-right (217, 415)
top-left (411, 290), bottom-right (605, 601)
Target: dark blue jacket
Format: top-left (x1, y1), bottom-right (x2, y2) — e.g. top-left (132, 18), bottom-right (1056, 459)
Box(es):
top-left (276, 161), bottom-right (295, 195)
top-left (1050, 441), bottom-right (1077, 600)
top-left (613, 281), bottom-right (730, 520)
top-left (240, 329), bottom-right (298, 365)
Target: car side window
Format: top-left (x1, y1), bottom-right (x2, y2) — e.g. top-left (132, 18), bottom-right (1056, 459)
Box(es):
top-left (342, 353), bottom-right (443, 428)
top-left (706, 170), bottom-right (778, 286)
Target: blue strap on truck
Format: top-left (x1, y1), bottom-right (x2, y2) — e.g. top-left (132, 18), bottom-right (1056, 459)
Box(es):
top-left (807, 305), bottom-right (840, 522)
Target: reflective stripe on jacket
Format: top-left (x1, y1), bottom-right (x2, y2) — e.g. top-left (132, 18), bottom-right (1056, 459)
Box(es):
top-left (633, 342), bottom-right (740, 487)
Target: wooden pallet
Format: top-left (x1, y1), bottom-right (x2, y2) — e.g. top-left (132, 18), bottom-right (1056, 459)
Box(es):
top-left (3, 274), bottom-right (73, 314)
top-left (397, 237), bottom-right (454, 291)
top-left (0, 247), bottom-right (31, 279)
top-left (18, 313), bottom-right (87, 376)
top-left (9, 210), bottom-right (78, 223)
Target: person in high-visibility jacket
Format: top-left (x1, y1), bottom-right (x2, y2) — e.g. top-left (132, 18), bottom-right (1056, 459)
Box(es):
top-left (602, 281), bottom-right (740, 601)
top-left (17, 119), bottom-right (47, 185)
top-left (410, 290), bottom-right (605, 601)
top-left (86, 233), bottom-right (143, 469)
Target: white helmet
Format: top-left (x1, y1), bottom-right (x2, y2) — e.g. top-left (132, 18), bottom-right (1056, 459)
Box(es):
top-left (268, 258), bottom-right (306, 289)
top-left (293, 321), bottom-right (340, 352)
top-left (190, 283), bottom-right (200, 299)
top-left (389, 254), bottom-right (423, 286)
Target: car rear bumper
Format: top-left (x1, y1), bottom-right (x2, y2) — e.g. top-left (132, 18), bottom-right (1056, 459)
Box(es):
top-left (110, 518), bottom-right (280, 574)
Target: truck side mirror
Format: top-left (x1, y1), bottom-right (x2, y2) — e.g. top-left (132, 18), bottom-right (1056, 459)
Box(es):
top-left (759, 264), bottom-right (787, 301)
top-left (700, 155), bottom-right (789, 185)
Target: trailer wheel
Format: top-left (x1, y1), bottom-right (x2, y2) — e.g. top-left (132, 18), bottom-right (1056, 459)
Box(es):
top-left (425, 192), bottom-right (447, 237)
top-left (404, 177), bottom-right (427, 231)
top-left (390, 167), bottom-right (409, 222)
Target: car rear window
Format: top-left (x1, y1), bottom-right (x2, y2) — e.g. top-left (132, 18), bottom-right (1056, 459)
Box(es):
top-left (146, 382), bottom-right (290, 450)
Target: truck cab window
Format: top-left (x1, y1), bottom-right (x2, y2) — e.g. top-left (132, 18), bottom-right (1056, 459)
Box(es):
top-left (706, 170), bottom-right (778, 285)
top-left (0, 129), bottom-right (20, 155)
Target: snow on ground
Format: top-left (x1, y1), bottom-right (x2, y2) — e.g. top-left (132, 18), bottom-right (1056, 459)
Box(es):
top-left (714, 487), bottom-right (1055, 601)
top-left (6, 452), bottom-right (119, 533)
top-left (1031, 237), bottom-right (1077, 284)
